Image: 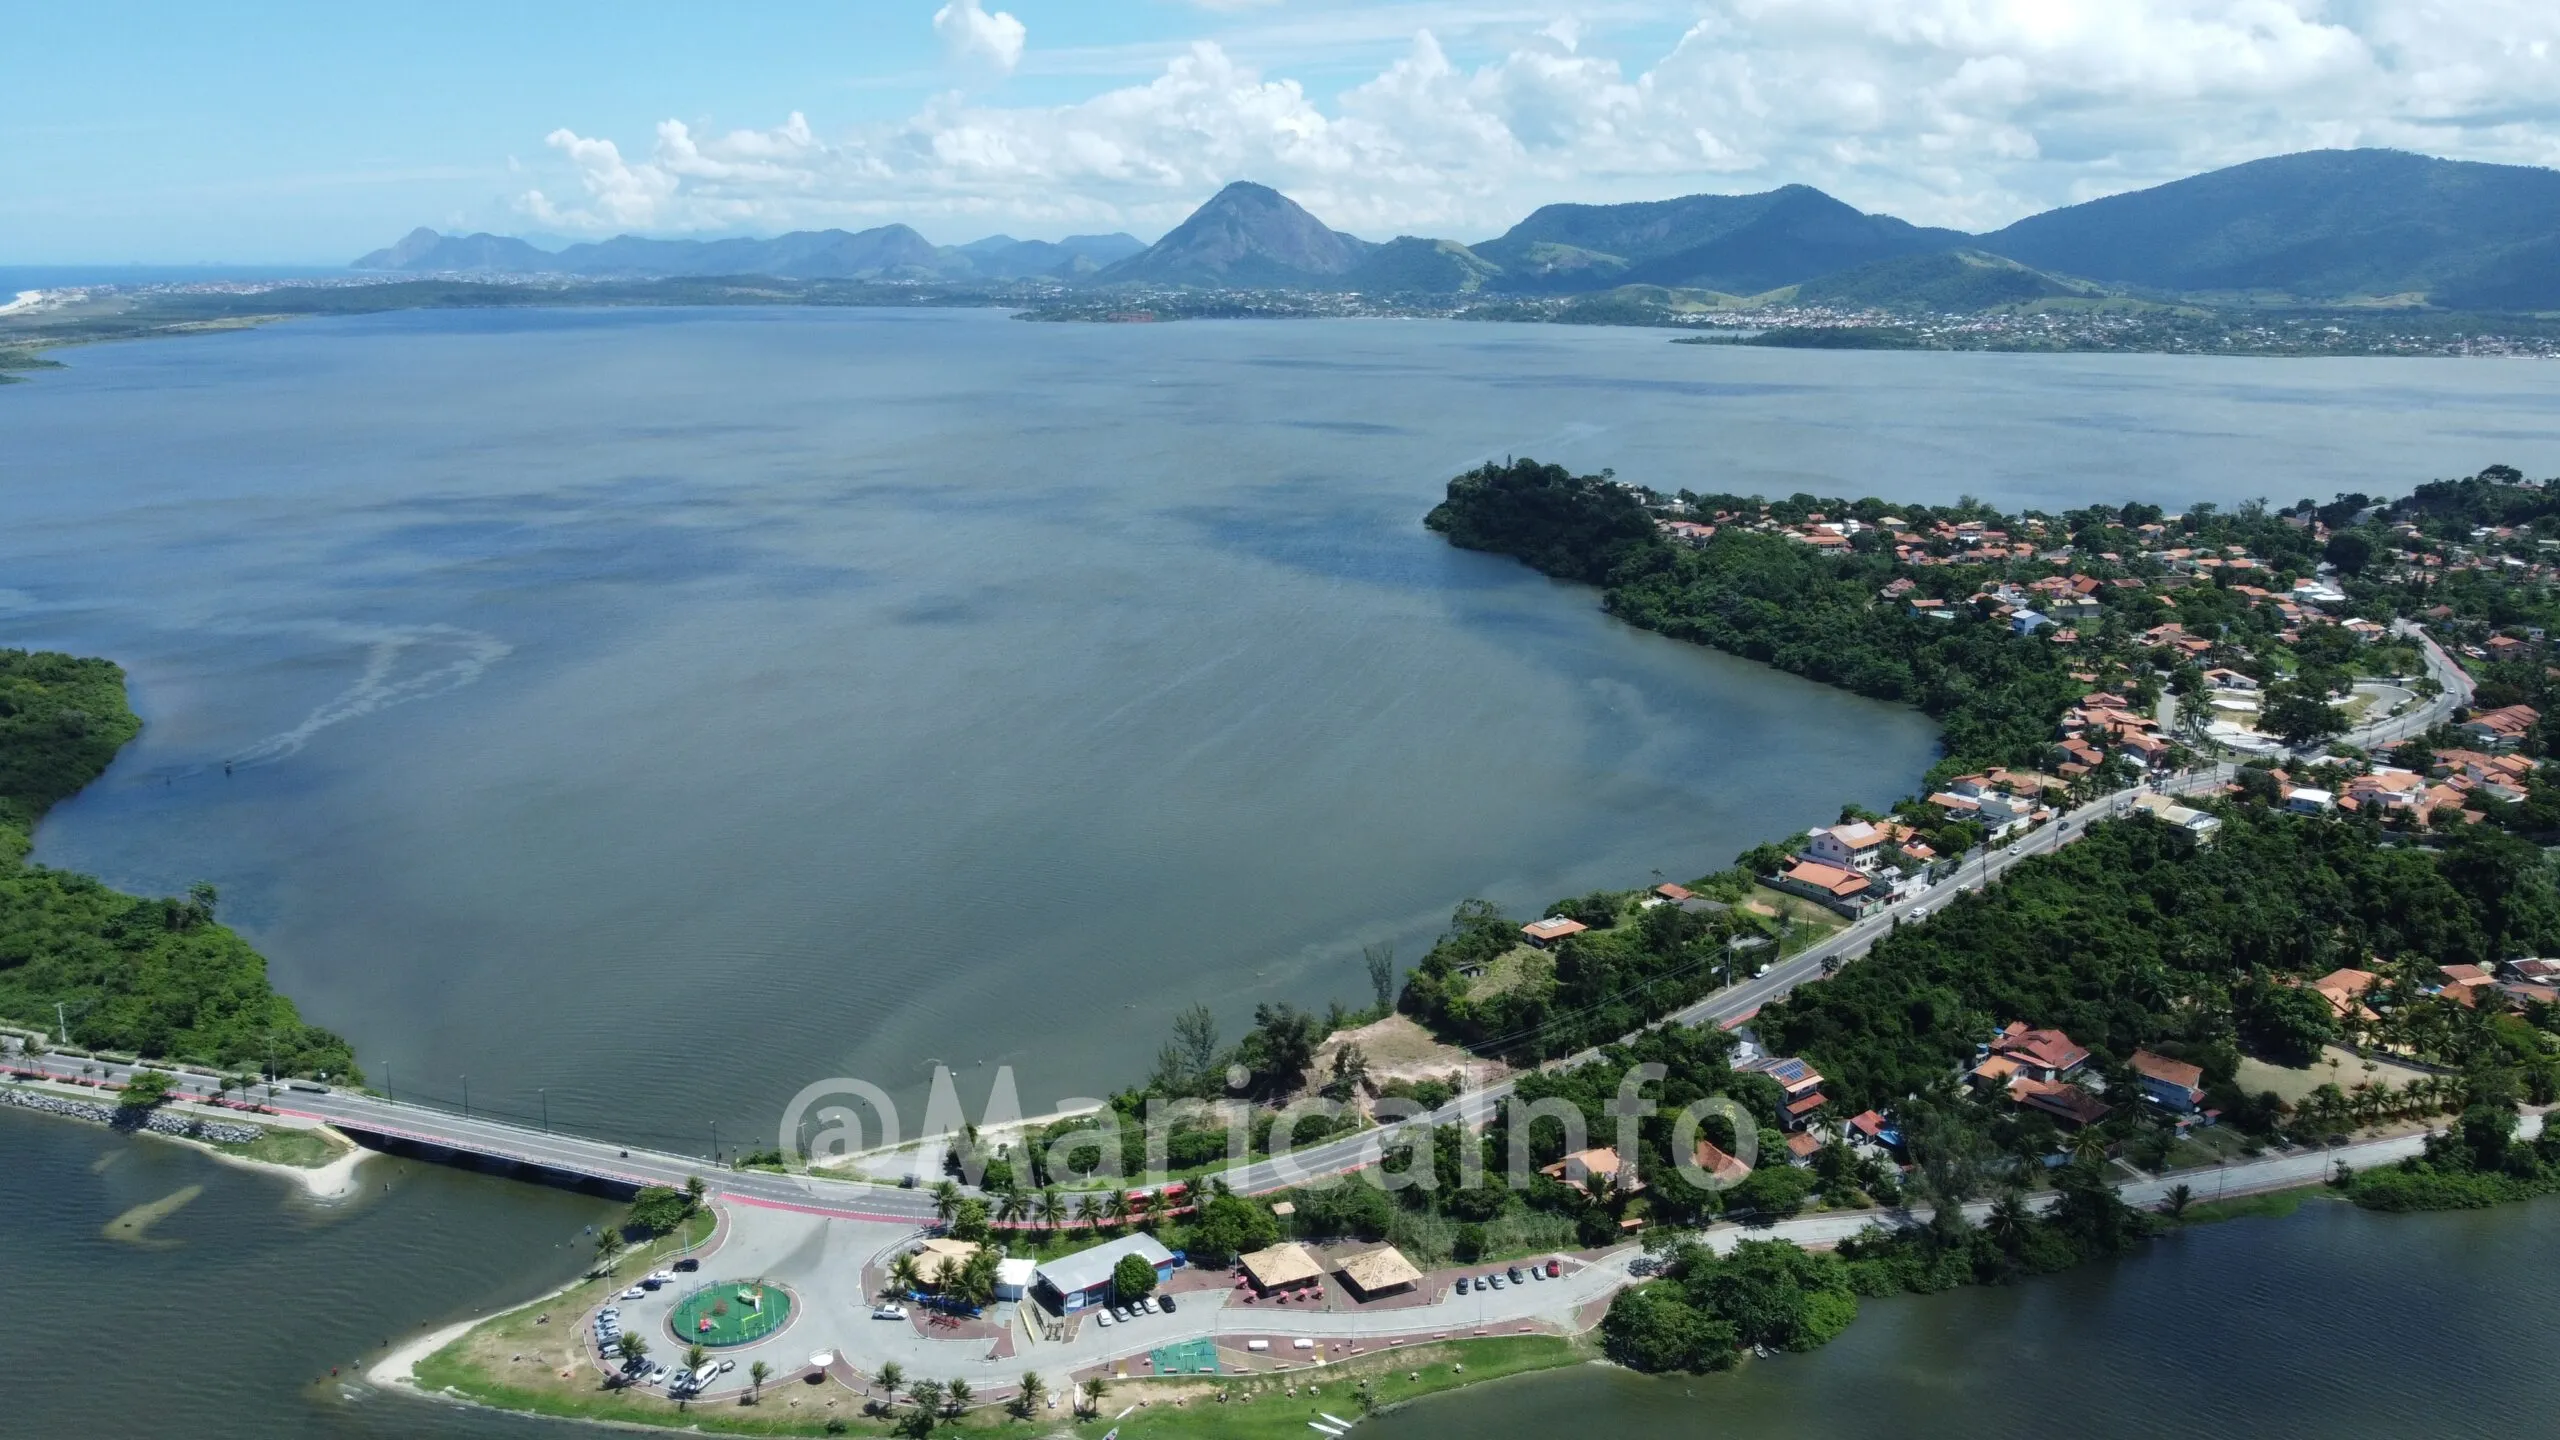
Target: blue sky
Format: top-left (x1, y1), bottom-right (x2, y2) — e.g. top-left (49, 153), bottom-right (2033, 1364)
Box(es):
top-left (5, 1), bottom-right (2555, 263)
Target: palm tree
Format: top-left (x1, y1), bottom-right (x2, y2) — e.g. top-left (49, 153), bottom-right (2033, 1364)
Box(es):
top-left (906, 1378), bottom-right (944, 1423)
top-left (1985, 1188), bottom-right (2032, 1254)
top-left (1074, 1192), bottom-right (1103, 1233)
top-left (1013, 1370), bottom-right (1046, 1418)
top-left (885, 1251), bottom-right (922, 1300)
top-left (875, 1360), bottom-right (905, 1406)
top-left (930, 1179), bottom-right (962, 1226)
top-left (1036, 1187), bottom-right (1066, 1236)
top-left (995, 1187), bottom-right (1031, 1228)
top-left (1082, 1377), bottom-right (1107, 1416)
top-left (748, 1359), bottom-right (770, 1402)
top-left (1104, 1188), bottom-right (1133, 1233)
top-left (2162, 1183), bottom-right (2194, 1219)
top-left (1138, 1187), bottom-right (1168, 1233)
top-left (943, 1378), bottom-right (973, 1417)
top-left (614, 1332), bottom-right (649, 1369)
top-left (684, 1343), bottom-right (708, 1381)
top-left (594, 1227), bottom-right (626, 1276)
top-left (2066, 1127), bottom-right (2111, 1165)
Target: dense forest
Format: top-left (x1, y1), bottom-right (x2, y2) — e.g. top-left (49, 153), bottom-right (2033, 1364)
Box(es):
top-left (0, 650), bottom-right (356, 1078)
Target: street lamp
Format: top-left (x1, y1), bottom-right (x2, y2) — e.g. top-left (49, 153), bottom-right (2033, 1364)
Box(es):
top-left (462, 1074), bottom-right (470, 1119)
top-left (540, 1087), bottom-right (549, 1132)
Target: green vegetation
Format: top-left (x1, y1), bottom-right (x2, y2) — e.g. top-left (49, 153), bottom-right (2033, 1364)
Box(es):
top-left (1603, 1160), bottom-right (2150, 1374)
top-left (625, 1182), bottom-right (707, 1237)
top-left (115, 1067), bottom-right (175, 1109)
top-left (214, 1123), bottom-right (350, 1169)
top-left (1110, 1252), bottom-right (1160, 1301)
top-left (1071, 1337), bottom-right (1588, 1440)
top-left (0, 650), bottom-right (356, 1078)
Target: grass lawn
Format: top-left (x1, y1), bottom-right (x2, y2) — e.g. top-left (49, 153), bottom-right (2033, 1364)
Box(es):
top-left (2175, 1186), bottom-right (2321, 1228)
top-left (1070, 1335), bottom-right (1590, 1440)
top-left (1748, 887), bottom-right (1847, 951)
top-left (671, 1282), bottom-right (792, 1347)
top-left (214, 1124), bottom-right (349, 1169)
top-left (417, 1209), bottom-right (794, 1431)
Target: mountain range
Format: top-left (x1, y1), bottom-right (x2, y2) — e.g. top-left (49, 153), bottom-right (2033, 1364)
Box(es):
top-left (356, 149), bottom-right (2560, 310)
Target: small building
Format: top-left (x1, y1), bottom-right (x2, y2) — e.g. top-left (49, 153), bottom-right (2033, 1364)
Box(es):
top-left (993, 1257), bottom-right (1038, 1303)
top-left (2310, 967), bottom-right (2382, 1019)
top-left (1521, 916), bottom-right (1588, 947)
top-left (2128, 1049), bottom-right (2206, 1113)
top-left (1844, 1109), bottom-right (1900, 1152)
top-left (1540, 1146), bottom-right (1643, 1194)
top-left (2010, 1078), bottom-right (2113, 1127)
top-left (1802, 822), bottom-right (1888, 873)
top-left (1336, 1246), bottom-right (1424, 1300)
top-left (1237, 1242), bottom-right (1324, 1295)
top-left (913, 1237), bottom-right (984, 1289)
top-left (1979, 1022), bottom-right (2090, 1083)
top-left (1032, 1233), bottom-right (1177, 1314)
top-left (1691, 1138), bottom-right (1753, 1185)
top-left (1772, 859), bottom-right (1875, 918)
top-left (2283, 787), bottom-right (2336, 814)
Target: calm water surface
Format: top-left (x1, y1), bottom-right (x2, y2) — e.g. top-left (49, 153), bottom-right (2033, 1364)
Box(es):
top-left (1373, 1195), bottom-right (2560, 1440)
top-left (6, 311), bottom-right (2560, 1438)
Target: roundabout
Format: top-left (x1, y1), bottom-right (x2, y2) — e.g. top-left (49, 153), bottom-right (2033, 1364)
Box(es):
top-left (667, 1280), bottom-right (795, 1348)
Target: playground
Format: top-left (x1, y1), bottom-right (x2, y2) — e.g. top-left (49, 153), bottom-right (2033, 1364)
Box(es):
top-left (667, 1281), bottom-right (794, 1348)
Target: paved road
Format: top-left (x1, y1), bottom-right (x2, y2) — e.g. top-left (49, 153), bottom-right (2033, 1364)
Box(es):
top-left (4, 766), bottom-right (2237, 1216)
top-left (2330, 622), bottom-right (2471, 755)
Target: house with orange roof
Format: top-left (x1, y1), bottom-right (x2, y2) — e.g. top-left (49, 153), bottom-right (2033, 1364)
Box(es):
top-left (2310, 967), bottom-right (2382, 1020)
top-left (1771, 859), bottom-right (1876, 917)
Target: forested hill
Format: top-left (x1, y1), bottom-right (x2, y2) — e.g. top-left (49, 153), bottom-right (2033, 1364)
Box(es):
top-left (0, 650), bottom-right (355, 1078)
top-left (1424, 459), bottom-right (2084, 777)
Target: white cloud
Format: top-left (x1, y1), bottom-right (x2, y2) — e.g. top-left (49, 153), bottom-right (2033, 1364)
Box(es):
top-left (515, 1), bottom-right (2560, 240)
top-left (934, 0), bottom-right (1027, 73)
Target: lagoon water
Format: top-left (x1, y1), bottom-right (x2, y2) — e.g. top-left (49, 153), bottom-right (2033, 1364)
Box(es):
top-left (7, 309), bottom-right (2560, 1437)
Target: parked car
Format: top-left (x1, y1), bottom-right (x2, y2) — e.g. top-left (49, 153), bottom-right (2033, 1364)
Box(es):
top-left (1454, 1276), bottom-right (1469, 1294)
top-left (1487, 1273), bottom-right (1505, 1290)
top-left (647, 1269), bottom-right (675, 1283)
top-left (1506, 1266), bottom-right (1524, 1284)
top-left (672, 1257), bottom-right (699, 1272)
top-left (1095, 1310), bottom-right (1116, 1328)
top-left (871, 1304), bottom-right (907, 1320)
top-left (620, 1286), bottom-right (646, 1300)
top-left (1159, 1294), bottom-right (1178, 1314)
top-left (1546, 1259), bottom-right (1561, 1278)
top-left (1139, 1296), bottom-right (1159, 1315)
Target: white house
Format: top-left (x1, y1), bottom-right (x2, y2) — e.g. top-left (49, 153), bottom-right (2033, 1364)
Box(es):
top-left (1801, 822), bottom-right (1887, 873)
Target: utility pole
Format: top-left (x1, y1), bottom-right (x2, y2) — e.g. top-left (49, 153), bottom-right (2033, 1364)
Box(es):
top-left (710, 1119), bottom-right (719, 1163)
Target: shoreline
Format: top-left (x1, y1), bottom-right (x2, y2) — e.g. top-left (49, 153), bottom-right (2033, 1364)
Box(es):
top-left (2, 1073), bottom-right (369, 1200)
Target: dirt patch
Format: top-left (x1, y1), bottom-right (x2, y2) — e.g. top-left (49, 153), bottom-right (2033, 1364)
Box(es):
top-left (2236, 1045), bottom-right (2435, 1105)
top-left (1310, 1015), bottom-right (1506, 1099)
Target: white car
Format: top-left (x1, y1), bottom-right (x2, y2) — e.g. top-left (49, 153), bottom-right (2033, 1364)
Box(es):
top-left (1095, 1309), bottom-right (1116, 1328)
top-left (646, 1269), bottom-right (676, 1283)
top-left (871, 1304), bottom-right (907, 1320)
top-left (621, 1286), bottom-right (646, 1300)
top-left (714, 1358), bottom-right (736, 1375)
